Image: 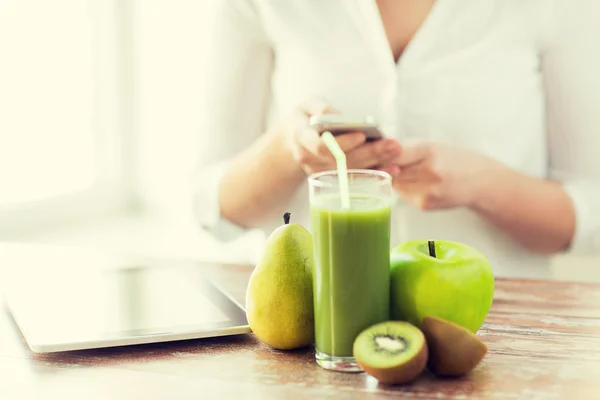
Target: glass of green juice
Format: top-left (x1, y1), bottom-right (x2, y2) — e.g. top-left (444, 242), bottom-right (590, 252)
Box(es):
top-left (308, 169), bottom-right (392, 372)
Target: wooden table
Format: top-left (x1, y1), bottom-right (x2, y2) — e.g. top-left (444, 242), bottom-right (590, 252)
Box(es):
top-left (2, 263), bottom-right (600, 399)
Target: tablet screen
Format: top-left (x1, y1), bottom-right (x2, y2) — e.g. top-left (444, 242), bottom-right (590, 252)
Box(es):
top-left (0, 243), bottom-right (250, 352)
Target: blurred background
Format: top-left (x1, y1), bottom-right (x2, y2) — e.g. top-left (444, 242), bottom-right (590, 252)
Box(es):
top-left (0, 0), bottom-right (598, 281)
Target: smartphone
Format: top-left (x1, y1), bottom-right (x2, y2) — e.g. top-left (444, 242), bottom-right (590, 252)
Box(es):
top-left (309, 114), bottom-right (384, 142)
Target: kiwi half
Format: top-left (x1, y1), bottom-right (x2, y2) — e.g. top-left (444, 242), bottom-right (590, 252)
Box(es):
top-left (420, 316), bottom-right (487, 377)
top-left (353, 321), bottom-right (428, 385)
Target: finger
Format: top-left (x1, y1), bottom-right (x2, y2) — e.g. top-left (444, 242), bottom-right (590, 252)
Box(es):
top-left (296, 149), bottom-right (332, 173)
top-left (298, 128), bottom-right (366, 158)
top-left (377, 163), bottom-right (401, 177)
top-left (335, 132), bottom-right (367, 152)
top-left (346, 139), bottom-right (402, 169)
top-left (394, 164), bottom-right (426, 182)
top-left (296, 127), bottom-right (329, 158)
top-left (395, 141), bottom-right (430, 167)
top-left (298, 97), bottom-right (338, 117)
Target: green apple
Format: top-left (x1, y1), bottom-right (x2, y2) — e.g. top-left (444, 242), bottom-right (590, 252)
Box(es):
top-left (390, 239), bottom-right (494, 333)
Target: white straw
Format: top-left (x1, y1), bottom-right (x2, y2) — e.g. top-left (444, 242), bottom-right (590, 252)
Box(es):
top-left (321, 131), bottom-right (350, 209)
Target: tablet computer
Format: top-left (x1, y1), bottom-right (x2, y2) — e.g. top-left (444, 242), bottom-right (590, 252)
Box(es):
top-left (0, 243), bottom-right (250, 353)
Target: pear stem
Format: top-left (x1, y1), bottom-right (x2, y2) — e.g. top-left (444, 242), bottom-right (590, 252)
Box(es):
top-left (428, 240), bottom-right (436, 258)
top-left (283, 212), bottom-right (291, 225)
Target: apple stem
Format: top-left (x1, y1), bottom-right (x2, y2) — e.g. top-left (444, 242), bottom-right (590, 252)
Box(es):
top-left (283, 212), bottom-right (291, 225)
top-left (428, 240), bottom-right (437, 258)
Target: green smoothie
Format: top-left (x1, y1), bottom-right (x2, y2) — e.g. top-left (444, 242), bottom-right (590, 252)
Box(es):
top-left (310, 194), bottom-right (391, 357)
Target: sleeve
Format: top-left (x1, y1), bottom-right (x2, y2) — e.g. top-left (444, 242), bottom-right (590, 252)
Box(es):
top-left (191, 0), bottom-right (274, 241)
top-left (542, 0), bottom-right (600, 255)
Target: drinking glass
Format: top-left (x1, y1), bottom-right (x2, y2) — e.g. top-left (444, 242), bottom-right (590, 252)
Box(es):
top-left (308, 169), bottom-right (393, 372)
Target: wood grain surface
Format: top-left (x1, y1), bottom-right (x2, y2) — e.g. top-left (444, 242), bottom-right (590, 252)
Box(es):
top-left (2, 262), bottom-right (600, 400)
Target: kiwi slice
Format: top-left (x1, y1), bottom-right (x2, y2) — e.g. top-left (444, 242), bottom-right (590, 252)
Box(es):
top-left (420, 316), bottom-right (488, 377)
top-left (353, 321), bottom-right (428, 385)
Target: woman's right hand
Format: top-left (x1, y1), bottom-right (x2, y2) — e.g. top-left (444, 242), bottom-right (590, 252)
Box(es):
top-left (286, 98), bottom-right (402, 176)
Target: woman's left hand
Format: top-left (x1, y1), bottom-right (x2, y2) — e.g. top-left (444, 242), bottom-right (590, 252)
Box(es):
top-left (378, 140), bottom-right (510, 211)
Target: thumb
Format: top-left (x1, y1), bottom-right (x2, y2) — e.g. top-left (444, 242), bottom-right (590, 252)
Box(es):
top-left (299, 97), bottom-right (339, 117)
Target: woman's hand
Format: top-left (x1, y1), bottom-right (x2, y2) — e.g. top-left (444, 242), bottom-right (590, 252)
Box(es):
top-left (286, 98), bottom-right (402, 176)
top-left (381, 140), bottom-right (509, 210)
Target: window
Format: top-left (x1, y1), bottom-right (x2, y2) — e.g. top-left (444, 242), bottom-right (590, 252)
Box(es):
top-left (0, 0), bottom-right (134, 234)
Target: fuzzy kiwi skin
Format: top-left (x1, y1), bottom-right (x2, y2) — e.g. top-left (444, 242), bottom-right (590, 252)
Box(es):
top-left (420, 316), bottom-right (488, 377)
top-left (355, 330), bottom-right (428, 385)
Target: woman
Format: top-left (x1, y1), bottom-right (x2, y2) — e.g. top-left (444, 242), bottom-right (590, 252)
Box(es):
top-left (193, 0), bottom-right (600, 278)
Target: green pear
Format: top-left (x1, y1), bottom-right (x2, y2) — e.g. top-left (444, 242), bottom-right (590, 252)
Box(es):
top-left (245, 212), bottom-right (315, 350)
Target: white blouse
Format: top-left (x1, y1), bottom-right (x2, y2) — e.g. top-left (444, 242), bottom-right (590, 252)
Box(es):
top-left (193, 0), bottom-right (600, 279)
